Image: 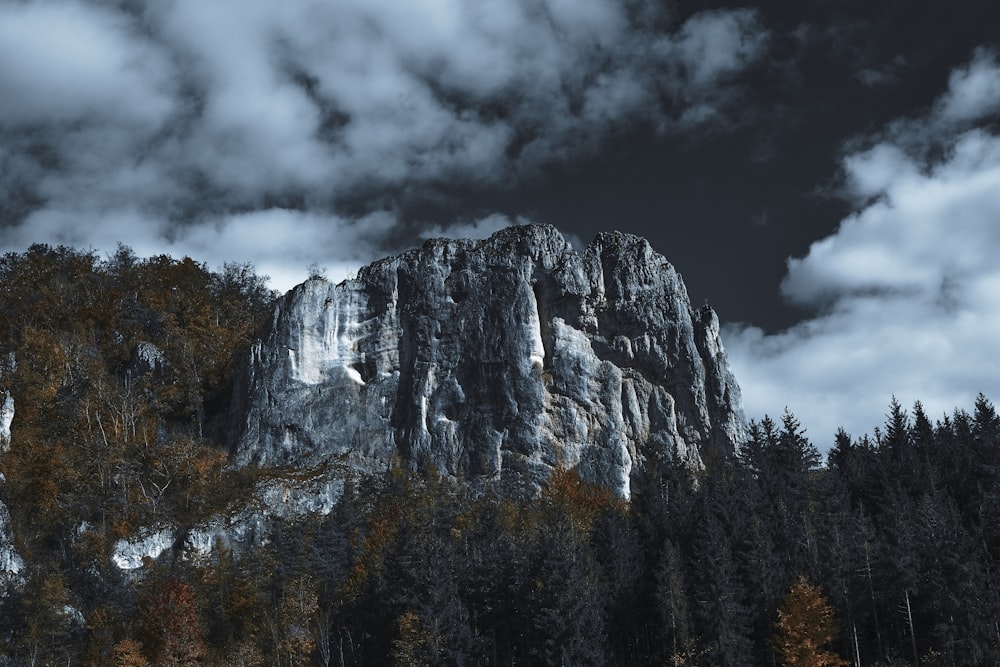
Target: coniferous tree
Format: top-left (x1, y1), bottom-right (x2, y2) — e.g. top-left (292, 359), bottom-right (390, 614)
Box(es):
top-left (656, 539), bottom-right (694, 664)
top-left (689, 509), bottom-right (753, 666)
top-left (591, 502), bottom-right (645, 662)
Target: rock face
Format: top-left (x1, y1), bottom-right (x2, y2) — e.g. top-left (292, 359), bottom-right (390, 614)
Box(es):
top-left (0, 391), bottom-right (13, 453)
top-left (127, 341), bottom-right (169, 382)
top-left (230, 224), bottom-right (745, 497)
top-left (0, 499), bottom-right (25, 593)
top-left (110, 467), bottom-right (346, 570)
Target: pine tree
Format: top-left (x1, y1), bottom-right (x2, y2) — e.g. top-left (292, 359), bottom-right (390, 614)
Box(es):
top-left (656, 539), bottom-right (693, 663)
top-left (773, 576), bottom-right (848, 667)
top-left (689, 513), bottom-right (753, 666)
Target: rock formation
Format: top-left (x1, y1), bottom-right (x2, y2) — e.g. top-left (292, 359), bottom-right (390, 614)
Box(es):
top-left (0, 499), bottom-right (25, 594)
top-left (230, 224), bottom-right (745, 498)
top-left (0, 391), bottom-right (12, 454)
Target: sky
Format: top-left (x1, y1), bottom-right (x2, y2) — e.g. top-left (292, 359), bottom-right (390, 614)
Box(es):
top-left (2, 1), bottom-right (1000, 449)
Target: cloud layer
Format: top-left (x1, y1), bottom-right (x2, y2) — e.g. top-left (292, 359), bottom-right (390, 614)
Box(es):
top-left (0, 0), bottom-right (767, 290)
top-left (726, 49), bottom-right (1000, 446)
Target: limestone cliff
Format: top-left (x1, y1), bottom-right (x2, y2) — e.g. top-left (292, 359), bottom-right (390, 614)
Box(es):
top-left (230, 224), bottom-right (745, 497)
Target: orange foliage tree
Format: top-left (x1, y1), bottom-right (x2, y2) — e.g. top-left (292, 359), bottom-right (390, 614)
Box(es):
top-left (541, 465), bottom-right (623, 534)
top-left (773, 576), bottom-right (848, 667)
top-left (139, 577), bottom-right (207, 666)
top-left (112, 639), bottom-right (148, 667)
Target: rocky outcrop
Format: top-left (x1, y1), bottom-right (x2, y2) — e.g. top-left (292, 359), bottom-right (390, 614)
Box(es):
top-left (0, 499), bottom-right (25, 593)
top-left (111, 525), bottom-right (176, 571)
top-left (127, 341), bottom-right (169, 382)
top-left (183, 469), bottom-right (344, 564)
top-left (110, 468), bottom-right (346, 570)
top-left (0, 391), bottom-right (13, 453)
top-left (230, 224), bottom-right (745, 498)
top-left (0, 352), bottom-right (14, 453)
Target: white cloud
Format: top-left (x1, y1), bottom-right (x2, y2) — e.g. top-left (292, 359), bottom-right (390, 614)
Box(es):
top-left (671, 10), bottom-right (767, 89)
top-left (169, 209), bottom-right (399, 290)
top-left (937, 48), bottom-right (1000, 124)
top-left (4, 206), bottom-right (168, 253)
top-left (3, 205), bottom-right (397, 293)
top-left (726, 50), bottom-right (1000, 447)
top-left (869, 48), bottom-right (1000, 160)
top-left (0, 1), bottom-right (175, 127)
top-left (840, 144), bottom-right (917, 200)
top-left (0, 1), bottom-right (768, 289)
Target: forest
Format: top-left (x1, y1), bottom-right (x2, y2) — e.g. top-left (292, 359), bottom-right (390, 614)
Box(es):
top-left (1, 244), bottom-right (999, 666)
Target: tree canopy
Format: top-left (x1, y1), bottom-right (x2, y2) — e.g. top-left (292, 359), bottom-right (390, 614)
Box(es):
top-left (0, 244), bottom-right (998, 665)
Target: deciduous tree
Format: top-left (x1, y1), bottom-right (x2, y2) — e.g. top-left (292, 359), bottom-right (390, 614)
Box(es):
top-left (773, 576), bottom-right (847, 667)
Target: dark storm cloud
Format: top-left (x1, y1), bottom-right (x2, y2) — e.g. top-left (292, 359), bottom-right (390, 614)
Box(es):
top-left (726, 49), bottom-right (1000, 447)
top-left (0, 0), bottom-right (768, 289)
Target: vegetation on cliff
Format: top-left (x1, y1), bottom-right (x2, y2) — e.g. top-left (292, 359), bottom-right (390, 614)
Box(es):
top-left (0, 245), bottom-right (998, 665)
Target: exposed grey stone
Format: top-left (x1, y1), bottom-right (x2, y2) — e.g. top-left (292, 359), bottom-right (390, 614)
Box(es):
top-left (127, 341), bottom-right (169, 382)
top-left (183, 468), bottom-right (345, 563)
top-left (0, 499), bottom-right (25, 594)
top-left (60, 605), bottom-right (86, 628)
top-left (229, 224), bottom-right (745, 498)
top-left (113, 468), bottom-right (346, 570)
top-left (0, 390), bottom-right (13, 453)
top-left (111, 525), bottom-right (176, 571)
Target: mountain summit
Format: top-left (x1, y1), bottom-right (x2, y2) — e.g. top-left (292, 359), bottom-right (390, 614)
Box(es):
top-left (230, 224), bottom-right (745, 497)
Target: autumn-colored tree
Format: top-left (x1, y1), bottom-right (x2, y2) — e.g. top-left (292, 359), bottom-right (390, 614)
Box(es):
top-left (541, 465), bottom-right (622, 534)
top-left (112, 638), bottom-right (149, 667)
top-left (773, 576), bottom-right (848, 667)
top-left (139, 577), bottom-right (207, 666)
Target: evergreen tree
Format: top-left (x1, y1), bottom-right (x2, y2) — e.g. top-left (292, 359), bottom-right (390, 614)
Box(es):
top-left (656, 539), bottom-right (694, 664)
top-left (689, 509), bottom-right (753, 666)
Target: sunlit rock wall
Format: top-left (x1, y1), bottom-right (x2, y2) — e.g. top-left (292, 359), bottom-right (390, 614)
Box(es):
top-left (230, 224), bottom-right (745, 498)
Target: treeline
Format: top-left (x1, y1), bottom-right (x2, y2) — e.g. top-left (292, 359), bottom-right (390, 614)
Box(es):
top-left (1, 244), bottom-right (999, 665)
top-left (207, 399), bottom-right (996, 667)
top-left (0, 244), bottom-right (276, 665)
top-left (6, 399), bottom-right (994, 666)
